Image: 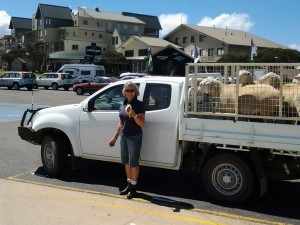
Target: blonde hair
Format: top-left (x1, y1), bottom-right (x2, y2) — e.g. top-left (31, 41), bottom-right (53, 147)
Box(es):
top-left (122, 81), bottom-right (140, 96)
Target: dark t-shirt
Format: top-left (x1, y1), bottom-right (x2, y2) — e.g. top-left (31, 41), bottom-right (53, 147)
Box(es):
top-left (119, 97), bottom-right (145, 136)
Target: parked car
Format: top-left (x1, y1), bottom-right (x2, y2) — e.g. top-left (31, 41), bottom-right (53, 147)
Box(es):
top-left (0, 71), bottom-right (38, 90)
top-left (72, 77), bottom-right (113, 95)
top-left (37, 72), bottom-right (74, 90)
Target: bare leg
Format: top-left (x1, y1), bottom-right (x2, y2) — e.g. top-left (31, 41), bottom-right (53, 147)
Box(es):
top-left (130, 166), bottom-right (140, 182)
top-left (125, 164), bottom-right (131, 179)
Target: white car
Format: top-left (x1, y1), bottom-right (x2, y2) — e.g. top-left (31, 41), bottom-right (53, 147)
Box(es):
top-left (37, 72), bottom-right (74, 90)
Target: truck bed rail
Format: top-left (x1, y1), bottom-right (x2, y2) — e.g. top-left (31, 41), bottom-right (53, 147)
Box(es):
top-left (185, 63), bottom-right (300, 123)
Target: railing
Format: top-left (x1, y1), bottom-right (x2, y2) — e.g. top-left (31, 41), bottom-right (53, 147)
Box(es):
top-left (185, 63), bottom-right (300, 123)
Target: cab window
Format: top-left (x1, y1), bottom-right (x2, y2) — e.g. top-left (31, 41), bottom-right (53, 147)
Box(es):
top-left (143, 84), bottom-right (171, 111)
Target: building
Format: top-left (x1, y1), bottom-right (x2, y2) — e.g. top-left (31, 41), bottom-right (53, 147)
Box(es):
top-left (163, 24), bottom-right (287, 62)
top-left (118, 35), bottom-right (181, 73)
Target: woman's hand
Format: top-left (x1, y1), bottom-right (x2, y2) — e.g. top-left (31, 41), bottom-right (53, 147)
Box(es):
top-left (108, 138), bottom-right (116, 147)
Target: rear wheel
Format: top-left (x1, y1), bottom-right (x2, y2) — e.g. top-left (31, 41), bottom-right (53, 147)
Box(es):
top-left (41, 136), bottom-right (68, 177)
top-left (52, 83), bottom-right (58, 90)
top-left (76, 87), bottom-right (84, 95)
top-left (12, 82), bottom-right (20, 90)
top-left (202, 154), bottom-right (254, 204)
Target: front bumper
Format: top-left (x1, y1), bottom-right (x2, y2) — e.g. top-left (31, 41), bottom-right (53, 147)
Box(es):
top-left (18, 108), bottom-right (43, 145)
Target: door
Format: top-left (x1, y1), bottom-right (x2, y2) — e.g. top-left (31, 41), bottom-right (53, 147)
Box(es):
top-left (79, 81), bottom-right (180, 168)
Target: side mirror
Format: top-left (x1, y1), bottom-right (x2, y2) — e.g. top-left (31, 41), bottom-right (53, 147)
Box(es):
top-left (83, 99), bottom-right (95, 112)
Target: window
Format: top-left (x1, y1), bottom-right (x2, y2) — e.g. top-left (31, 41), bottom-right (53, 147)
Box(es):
top-left (92, 84), bottom-right (126, 110)
top-left (124, 24), bottom-right (128, 30)
top-left (92, 33), bottom-right (94, 36)
top-left (208, 48), bottom-right (214, 56)
top-left (183, 37), bottom-right (187, 43)
top-left (217, 48), bottom-right (224, 56)
top-left (191, 36), bottom-right (195, 43)
top-left (83, 20), bottom-right (88, 25)
top-left (143, 84), bottom-right (171, 111)
top-left (99, 34), bottom-right (102, 38)
top-left (175, 38), bottom-right (179, 44)
top-left (73, 31), bottom-right (78, 37)
top-left (199, 35), bottom-right (205, 42)
top-left (97, 21), bottom-right (102, 27)
top-left (39, 19), bottom-right (43, 26)
top-left (134, 25), bottom-right (139, 32)
top-left (138, 49), bottom-right (148, 56)
top-left (200, 49), bottom-right (205, 56)
top-left (125, 50), bottom-right (134, 57)
top-left (85, 32), bottom-right (87, 36)
top-left (72, 45), bottom-right (78, 50)
top-left (81, 70), bottom-right (91, 75)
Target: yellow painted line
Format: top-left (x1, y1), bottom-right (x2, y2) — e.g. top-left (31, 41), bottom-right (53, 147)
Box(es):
top-left (8, 171), bottom-right (290, 225)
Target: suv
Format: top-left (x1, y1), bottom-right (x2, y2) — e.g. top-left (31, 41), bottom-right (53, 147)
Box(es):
top-left (0, 71), bottom-right (38, 90)
top-left (37, 72), bottom-right (74, 90)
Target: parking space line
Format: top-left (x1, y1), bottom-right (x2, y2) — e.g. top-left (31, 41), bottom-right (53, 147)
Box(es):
top-left (8, 171), bottom-right (288, 225)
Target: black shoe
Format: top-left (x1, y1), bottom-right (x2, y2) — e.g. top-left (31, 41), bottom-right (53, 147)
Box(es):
top-left (127, 185), bottom-right (136, 199)
top-left (119, 183), bottom-right (131, 195)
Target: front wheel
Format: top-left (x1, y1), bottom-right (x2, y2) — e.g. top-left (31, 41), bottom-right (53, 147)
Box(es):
top-left (12, 82), bottom-right (20, 90)
top-left (52, 83), bottom-right (59, 90)
top-left (76, 87), bottom-right (84, 95)
top-left (202, 154), bottom-right (254, 204)
top-left (41, 136), bottom-right (68, 177)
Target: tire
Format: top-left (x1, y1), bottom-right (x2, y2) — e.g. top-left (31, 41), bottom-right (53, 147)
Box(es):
top-left (202, 154), bottom-right (254, 204)
top-left (41, 136), bottom-right (68, 177)
top-left (12, 82), bottom-right (20, 90)
top-left (27, 86), bottom-right (32, 91)
top-left (52, 83), bottom-right (59, 90)
top-left (76, 87), bottom-right (84, 95)
top-left (7, 86), bottom-right (12, 90)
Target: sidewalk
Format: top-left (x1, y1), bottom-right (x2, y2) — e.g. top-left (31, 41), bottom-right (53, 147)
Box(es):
top-left (0, 179), bottom-right (267, 225)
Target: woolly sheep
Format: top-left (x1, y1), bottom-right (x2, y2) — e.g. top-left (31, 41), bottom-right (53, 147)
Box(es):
top-left (282, 83), bottom-right (300, 117)
top-left (292, 74), bottom-right (300, 84)
top-left (238, 70), bottom-right (255, 87)
top-left (257, 72), bottom-right (280, 89)
top-left (198, 77), bottom-right (280, 116)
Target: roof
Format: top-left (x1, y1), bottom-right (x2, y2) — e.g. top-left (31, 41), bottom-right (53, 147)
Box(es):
top-left (78, 8), bottom-right (145, 24)
top-left (122, 12), bottom-right (162, 30)
top-left (164, 24), bottom-right (287, 49)
top-left (9, 17), bottom-right (32, 30)
top-left (120, 35), bottom-right (182, 49)
top-left (35, 4), bottom-right (73, 20)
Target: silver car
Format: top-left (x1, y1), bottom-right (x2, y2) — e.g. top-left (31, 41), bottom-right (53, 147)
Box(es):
top-left (0, 71), bottom-right (38, 90)
top-left (37, 72), bottom-right (74, 90)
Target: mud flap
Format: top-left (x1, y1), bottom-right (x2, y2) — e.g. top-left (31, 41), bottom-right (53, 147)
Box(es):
top-left (250, 148), bottom-right (268, 196)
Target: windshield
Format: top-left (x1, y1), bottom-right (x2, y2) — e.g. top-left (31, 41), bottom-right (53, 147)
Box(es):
top-left (95, 69), bottom-right (106, 76)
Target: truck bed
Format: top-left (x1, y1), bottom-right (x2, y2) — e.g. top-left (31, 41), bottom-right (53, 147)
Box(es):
top-left (181, 63), bottom-right (300, 153)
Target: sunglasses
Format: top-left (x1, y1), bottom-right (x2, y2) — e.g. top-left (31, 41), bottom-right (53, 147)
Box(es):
top-left (125, 89), bottom-right (135, 93)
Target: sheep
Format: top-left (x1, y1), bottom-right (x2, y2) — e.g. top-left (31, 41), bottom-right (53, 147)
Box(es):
top-left (257, 72), bottom-right (280, 89)
top-left (282, 83), bottom-right (300, 117)
top-left (198, 77), bottom-right (280, 116)
top-left (238, 70), bottom-right (255, 87)
top-left (292, 74), bottom-right (300, 84)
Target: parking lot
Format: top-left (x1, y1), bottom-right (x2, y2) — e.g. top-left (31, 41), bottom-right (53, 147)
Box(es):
top-left (1, 87), bottom-right (300, 225)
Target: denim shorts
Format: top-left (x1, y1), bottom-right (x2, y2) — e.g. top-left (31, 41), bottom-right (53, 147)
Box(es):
top-left (120, 133), bottom-right (142, 167)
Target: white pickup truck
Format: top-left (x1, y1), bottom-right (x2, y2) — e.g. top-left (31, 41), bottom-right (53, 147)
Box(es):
top-left (18, 63), bottom-right (300, 204)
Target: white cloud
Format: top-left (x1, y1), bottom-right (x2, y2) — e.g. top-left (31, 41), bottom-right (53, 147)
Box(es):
top-left (0, 11), bottom-right (11, 37)
top-left (289, 44), bottom-right (300, 52)
top-left (159, 13), bottom-right (188, 37)
top-left (197, 13), bottom-right (254, 31)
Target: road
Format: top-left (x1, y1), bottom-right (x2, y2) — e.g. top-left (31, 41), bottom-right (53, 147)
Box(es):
top-left (0, 87), bottom-right (300, 225)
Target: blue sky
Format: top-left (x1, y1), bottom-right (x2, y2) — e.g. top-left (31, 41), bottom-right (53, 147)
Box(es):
top-left (1, 0), bottom-right (300, 51)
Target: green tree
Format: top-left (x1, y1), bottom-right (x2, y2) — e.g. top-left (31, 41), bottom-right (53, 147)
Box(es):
top-left (27, 50), bottom-right (47, 71)
top-left (95, 51), bottom-right (126, 75)
top-left (256, 48), bottom-right (300, 63)
top-left (217, 52), bottom-right (249, 62)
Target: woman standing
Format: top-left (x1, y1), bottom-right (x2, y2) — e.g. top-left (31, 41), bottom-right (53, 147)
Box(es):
top-left (109, 81), bottom-right (145, 199)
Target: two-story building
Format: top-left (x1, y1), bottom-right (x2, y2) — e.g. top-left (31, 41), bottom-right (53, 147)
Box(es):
top-left (163, 24), bottom-right (287, 63)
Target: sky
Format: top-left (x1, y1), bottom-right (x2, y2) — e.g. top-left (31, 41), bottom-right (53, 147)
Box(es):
top-left (1, 0), bottom-right (300, 51)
